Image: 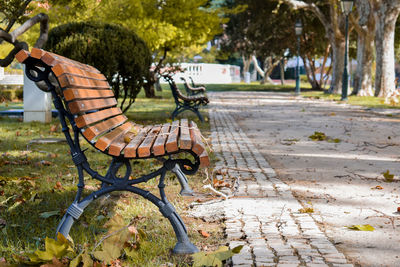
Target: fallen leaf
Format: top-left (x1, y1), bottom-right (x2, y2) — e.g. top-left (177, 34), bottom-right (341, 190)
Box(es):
top-left (54, 182), bottom-right (64, 191)
top-left (192, 245), bottom-right (242, 267)
top-left (309, 131), bottom-right (326, 141)
top-left (397, 207), bottom-right (400, 213)
top-left (382, 170), bottom-right (394, 182)
top-left (27, 233), bottom-right (73, 263)
top-left (198, 229), bottom-right (210, 238)
top-left (371, 185), bottom-right (383, 190)
top-left (39, 210), bottom-right (60, 219)
top-left (346, 224), bottom-right (374, 231)
top-left (298, 207), bottom-right (314, 213)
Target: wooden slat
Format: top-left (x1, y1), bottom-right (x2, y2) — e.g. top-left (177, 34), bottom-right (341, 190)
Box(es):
top-left (34, 48), bottom-right (100, 73)
top-left (189, 121), bottom-right (205, 156)
top-left (108, 125), bottom-right (142, 156)
top-left (95, 122), bottom-right (133, 151)
top-left (152, 123), bottom-right (171, 156)
top-left (179, 119), bottom-right (192, 149)
top-left (75, 107), bottom-right (122, 128)
top-left (52, 64), bottom-right (106, 81)
top-left (15, 50), bottom-right (30, 63)
top-left (82, 114), bottom-right (127, 141)
top-left (68, 98), bottom-right (117, 114)
top-left (58, 74), bottom-right (110, 89)
top-left (123, 127), bottom-right (152, 158)
top-left (165, 120), bottom-right (179, 153)
top-left (63, 88), bottom-right (114, 101)
top-left (31, 48), bottom-right (46, 59)
top-left (137, 125), bottom-right (162, 158)
top-left (199, 150), bottom-right (210, 167)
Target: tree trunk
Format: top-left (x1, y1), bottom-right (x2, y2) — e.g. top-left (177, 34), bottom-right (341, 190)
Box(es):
top-left (352, 0), bottom-right (375, 96)
top-left (372, 0), bottom-right (400, 98)
top-left (280, 59), bottom-right (285, 85)
top-left (261, 57), bottom-right (280, 84)
top-left (328, 37), bottom-right (345, 94)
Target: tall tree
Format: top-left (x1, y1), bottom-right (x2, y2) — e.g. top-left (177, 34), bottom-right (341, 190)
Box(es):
top-left (280, 0), bottom-right (349, 94)
top-left (369, 0), bottom-right (400, 98)
top-left (351, 0), bottom-right (375, 96)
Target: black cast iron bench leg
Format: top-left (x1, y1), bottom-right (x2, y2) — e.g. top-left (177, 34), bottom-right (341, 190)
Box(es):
top-left (56, 158), bottom-right (199, 254)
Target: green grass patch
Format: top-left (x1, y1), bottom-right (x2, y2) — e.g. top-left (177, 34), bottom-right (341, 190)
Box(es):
top-left (0, 91), bottom-right (220, 266)
top-left (301, 91), bottom-right (400, 110)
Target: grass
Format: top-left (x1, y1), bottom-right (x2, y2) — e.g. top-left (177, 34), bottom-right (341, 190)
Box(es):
top-left (0, 90), bottom-right (221, 266)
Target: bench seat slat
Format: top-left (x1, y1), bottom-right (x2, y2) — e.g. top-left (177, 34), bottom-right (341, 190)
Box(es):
top-left (152, 123), bottom-right (171, 156)
top-left (95, 122), bottom-right (133, 151)
top-left (58, 73), bottom-right (110, 89)
top-left (83, 114), bottom-right (127, 141)
top-left (63, 88), bottom-right (115, 101)
top-left (137, 125), bottom-right (162, 158)
top-left (68, 98), bottom-right (117, 114)
top-left (165, 120), bottom-right (179, 153)
top-left (108, 125), bottom-right (142, 157)
top-left (189, 121), bottom-right (205, 156)
top-left (179, 119), bottom-right (192, 150)
top-left (52, 64), bottom-right (106, 81)
top-left (123, 127), bottom-right (152, 158)
top-left (75, 107), bottom-right (122, 128)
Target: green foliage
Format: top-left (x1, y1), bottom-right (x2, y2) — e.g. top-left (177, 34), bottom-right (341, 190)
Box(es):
top-left (44, 21), bottom-right (151, 112)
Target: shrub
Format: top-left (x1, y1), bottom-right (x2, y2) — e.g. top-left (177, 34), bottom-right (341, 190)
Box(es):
top-left (44, 22), bottom-right (151, 112)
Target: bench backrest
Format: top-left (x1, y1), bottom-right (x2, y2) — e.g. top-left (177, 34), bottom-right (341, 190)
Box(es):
top-left (16, 48), bottom-right (132, 145)
top-left (164, 75), bottom-right (184, 105)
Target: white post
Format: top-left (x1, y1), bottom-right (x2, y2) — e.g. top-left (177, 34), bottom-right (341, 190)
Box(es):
top-left (23, 66), bottom-right (52, 123)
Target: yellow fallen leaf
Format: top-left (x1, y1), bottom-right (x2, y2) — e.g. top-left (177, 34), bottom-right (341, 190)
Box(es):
top-left (346, 224), bottom-right (374, 231)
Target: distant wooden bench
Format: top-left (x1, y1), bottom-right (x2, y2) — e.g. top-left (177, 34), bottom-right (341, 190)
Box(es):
top-left (164, 75), bottom-right (208, 122)
top-left (16, 48), bottom-right (210, 254)
top-left (180, 77), bottom-right (206, 96)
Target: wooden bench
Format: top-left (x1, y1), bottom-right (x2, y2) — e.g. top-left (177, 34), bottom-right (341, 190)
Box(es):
top-left (15, 48), bottom-right (210, 254)
top-left (164, 75), bottom-right (209, 122)
top-left (180, 77), bottom-right (206, 96)
top-left (189, 76), bottom-right (206, 89)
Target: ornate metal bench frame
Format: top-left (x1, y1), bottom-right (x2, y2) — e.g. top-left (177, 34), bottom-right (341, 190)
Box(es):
top-left (22, 55), bottom-right (200, 254)
top-left (164, 75), bottom-right (208, 122)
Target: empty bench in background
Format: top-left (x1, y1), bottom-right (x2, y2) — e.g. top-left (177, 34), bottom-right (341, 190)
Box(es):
top-left (16, 48), bottom-right (210, 254)
top-left (164, 75), bottom-right (209, 122)
top-left (180, 77), bottom-right (206, 96)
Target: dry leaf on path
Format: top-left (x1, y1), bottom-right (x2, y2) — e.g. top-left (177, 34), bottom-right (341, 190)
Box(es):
top-left (346, 224), bottom-right (374, 231)
top-left (198, 230), bottom-right (210, 238)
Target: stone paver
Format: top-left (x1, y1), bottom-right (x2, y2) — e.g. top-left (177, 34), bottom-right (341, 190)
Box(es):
top-left (209, 93), bottom-right (353, 267)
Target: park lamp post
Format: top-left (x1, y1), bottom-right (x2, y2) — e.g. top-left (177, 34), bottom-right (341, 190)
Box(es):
top-left (340, 0), bottom-right (354, 101)
top-left (294, 19), bottom-right (303, 95)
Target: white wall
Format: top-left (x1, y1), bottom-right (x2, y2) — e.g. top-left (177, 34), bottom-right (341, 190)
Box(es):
top-left (160, 63), bottom-right (241, 84)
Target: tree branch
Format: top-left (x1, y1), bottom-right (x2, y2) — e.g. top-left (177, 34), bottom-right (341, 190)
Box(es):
top-left (5, 0), bottom-right (33, 32)
top-left (280, 0), bottom-right (332, 33)
top-left (0, 13), bottom-right (49, 67)
top-left (10, 13), bottom-right (49, 47)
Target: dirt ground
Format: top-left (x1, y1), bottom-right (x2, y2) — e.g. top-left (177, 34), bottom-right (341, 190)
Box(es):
top-left (214, 91), bottom-right (400, 267)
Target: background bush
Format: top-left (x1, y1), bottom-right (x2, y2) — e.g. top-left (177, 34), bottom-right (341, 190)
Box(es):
top-left (44, 22), bottom-right (151, 112)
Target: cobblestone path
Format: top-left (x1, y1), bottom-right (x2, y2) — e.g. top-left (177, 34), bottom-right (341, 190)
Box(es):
top-left (209, 93), bottom-right (353, 267)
